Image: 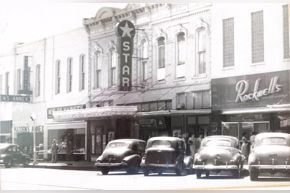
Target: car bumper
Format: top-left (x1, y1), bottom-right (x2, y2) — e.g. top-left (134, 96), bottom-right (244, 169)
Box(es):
top-left (250, 164), bottom-right (290, 172)
top-left (141, 163), bottom-right (177, 169)
top-left (95, 162), bottom-right (128, 168)
top-left (194, 164), bottom-right (239, 171)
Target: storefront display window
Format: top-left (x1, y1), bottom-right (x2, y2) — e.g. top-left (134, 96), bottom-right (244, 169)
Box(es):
top-left (48, 128), bottom-right (85, 157)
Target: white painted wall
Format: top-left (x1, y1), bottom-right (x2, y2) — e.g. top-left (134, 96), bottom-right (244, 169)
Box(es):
top-left (211, 3), bottom-right (290, 79)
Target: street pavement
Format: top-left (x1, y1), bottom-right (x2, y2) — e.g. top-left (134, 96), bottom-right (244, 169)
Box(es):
top-left (0, 167), bottom-right (290, 190)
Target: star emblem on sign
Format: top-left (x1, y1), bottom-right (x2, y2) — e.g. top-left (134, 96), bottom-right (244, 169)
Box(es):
top-left (120, 21), bottom-right (134, 38)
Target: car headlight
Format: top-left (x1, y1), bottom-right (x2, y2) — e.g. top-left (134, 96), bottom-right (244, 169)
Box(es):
top-left (248, 154), bottom-right (256, 165)
top-left (194, 154), bottom-right (202, 164)
top-left (230, 154), bottom-right (240, 163)
top-left (0, 154), bottom-right (6, 158)
top-left (96, 155), bottom-right (103, 162)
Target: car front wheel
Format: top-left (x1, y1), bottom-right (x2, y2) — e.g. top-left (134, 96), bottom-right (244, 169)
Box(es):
top-left (250, 170), bottom-right (258, 181)
top-left (101, 168), bottom-right (109, 175)
top-left (143, 168), bottom-right (149, 176)
top-left (4, 159), bottom-right (13, 168)
top-left (196, 171), bottom-right (202, 179)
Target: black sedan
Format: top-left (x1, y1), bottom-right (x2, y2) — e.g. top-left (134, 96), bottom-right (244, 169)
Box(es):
top-left (0, 143), bottom-right (31, 168)
top-left (95, 139), bottom-right (146, 175)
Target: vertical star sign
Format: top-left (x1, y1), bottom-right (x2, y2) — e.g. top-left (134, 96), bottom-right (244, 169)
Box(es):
top-left (120, 22), bottom-right (134, 38)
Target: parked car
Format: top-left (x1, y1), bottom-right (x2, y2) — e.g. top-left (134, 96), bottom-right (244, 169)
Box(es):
top-left (248, 132), bottom-right (290, 181)
top-left (95, 139), bottom-right (146, 175)
top-left (0, 143), bottom-right (31, 168)
top-left (194, 135), bottom-right (245, 178)
top-left (140, 136), bottom-right (193, 176)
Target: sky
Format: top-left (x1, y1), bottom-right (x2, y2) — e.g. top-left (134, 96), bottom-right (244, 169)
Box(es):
top-left (0, 1), bottom-right (127, 50)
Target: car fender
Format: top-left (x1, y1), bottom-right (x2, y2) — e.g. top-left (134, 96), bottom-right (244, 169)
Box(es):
top-left (123, 154), bottom-right (141, 166)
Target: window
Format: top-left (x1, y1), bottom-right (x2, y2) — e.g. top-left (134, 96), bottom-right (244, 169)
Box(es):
top-left (223, 18), bottom-right (235, 67)
top-left (94, 52), bottom-right (101, 89)
top-left (55, 60), bottom-right (61, 94)
top-left (176, 93), bottom-right (186, 109)
top-left (5, 72), bottom-right (9, 95)
top-left (177, 32), bottom-right (186, 65)
top-left (141, 40), bottom-right (148, 82)
top-left (16, 68), bottom-right (21, 93)
top-left (197, 28), bottom-right (207, 74)
top-left (67, 58), bottom-right (73, 93)
top-left (192, 90), bottom-right (210, 109)
top-left (0, 75), bottom-right (2, 94)
top-left (79, 55), bottom-right (85, 91)
top-left (157, 37), bottom-right (165, 81)
top-left (157, 37), bottom-right (165, 68)
top-left (110, 50), bottom-right (117, 86)
top-left (283, 5), bottom-right (289, 59)
top-left (35, 64), bottom-right (41, 97)
top-left (251, 11), bottom-right (264, 63)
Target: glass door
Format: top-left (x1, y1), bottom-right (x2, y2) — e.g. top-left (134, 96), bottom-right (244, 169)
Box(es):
top-left (222, 122), bottom-right (239, 138)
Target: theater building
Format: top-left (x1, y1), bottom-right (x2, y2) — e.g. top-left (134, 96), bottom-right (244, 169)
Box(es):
top-left (211, 3), bottom-right (290, 139)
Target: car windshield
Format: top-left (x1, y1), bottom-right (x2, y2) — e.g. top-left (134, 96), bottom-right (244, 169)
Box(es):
top-left (204, 139), bottom-right (232, 147)
top-left (148, 140), bottom-right (172, 148)
top-left (107, 142), bottom-right (129, 148)
top-left (261, 137), bottom-right (287, 145)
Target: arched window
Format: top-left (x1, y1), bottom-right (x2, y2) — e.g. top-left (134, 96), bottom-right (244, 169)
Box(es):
top-left (94, 51), bottom-right (101, 89)
top-left (197, 28), bottom-right (206, 74)
top-left (157, 37), bottom-right (165, 69)
top-left (110, 49), bottom-right (117, 86)
top-left (141, 39), bottom-right (148, 82)
top-left (177, 32), bottom-right (185, 65)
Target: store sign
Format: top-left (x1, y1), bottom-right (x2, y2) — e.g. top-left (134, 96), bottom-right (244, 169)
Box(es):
top-left (211, 70), bottom-right (290, 109)
top-left (235, 76), bottom-right (283, 103)
top-left (14, 125), bottom-right (43, 133)
top-left (116, 20), bottom-right (135, 91)
top-left (47, 104), bottom-right (86, 119)
top-left (18, 56), bottom-right (32, 95)
top-left (0, 95), bottom-right (30, 103)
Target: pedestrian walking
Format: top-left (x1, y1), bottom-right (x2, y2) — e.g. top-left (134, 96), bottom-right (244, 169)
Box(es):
top-left (241, 134), bottom-right (249, 161)
top-left (195, 134), bottom-right (203, 152)
top-left (188, 134), bottom-right (197, 157)
top-left (51, 139), bottom-right (58, 163)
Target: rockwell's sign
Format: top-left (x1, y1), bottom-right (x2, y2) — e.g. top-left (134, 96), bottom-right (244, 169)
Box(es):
top-left (212, 70), bottom-right (290, 109)
top-left (235, 76), bottom-right (282, 103)
top-left (116, 20), bottom-right (135, 91)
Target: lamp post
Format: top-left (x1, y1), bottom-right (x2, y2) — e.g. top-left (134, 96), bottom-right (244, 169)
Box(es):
top-left (30, 113), bottom-right (37, 165)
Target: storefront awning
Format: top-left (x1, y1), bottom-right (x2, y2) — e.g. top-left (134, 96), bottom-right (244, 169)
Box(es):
top-left (136, 109), bottom-right (211, 117)
top-left (221, 106), bottom-right (290, 115)
top-left (53, 106), bottom-right (137, 121)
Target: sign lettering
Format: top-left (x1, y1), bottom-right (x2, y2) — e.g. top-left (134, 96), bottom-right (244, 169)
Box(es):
top-left (47, 104), bottom-right (86, 119)
top-left (235, 76), bottom-right (282, 103)
top-left (0, 95), bottom-right (30, 103)
top-left (116, 20), bottom-right (135, 91)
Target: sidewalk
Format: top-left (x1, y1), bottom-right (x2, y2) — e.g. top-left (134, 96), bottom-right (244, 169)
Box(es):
top-left (27, 160), bottom-right (96, 171)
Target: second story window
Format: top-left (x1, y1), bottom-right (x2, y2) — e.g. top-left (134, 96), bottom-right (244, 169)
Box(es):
top-left (67, 57), bottom-right (73, 93)
top-left (197, 27), bottom-right (207, 75)
top-left (157, 37), bottom-right (165, 81)
top-left (94, 51), bottom-right (102, 89)
top-left (177, 32), bottom-right (185, 65)
top-left (157, 37), bottom-right (165, 69)
top-left (110, 49), bottom-right (117, 86)
top-left (223, 17), bottom-right (235, 67)
top-left (176, 32), bottom-right (186, 78)
top-left (79, 55), bottom-right (85, 91)
top-left (55, 60), bottom-right (61, 94)
top-left (141, 39), bottom-right (148, 82)
top-left (283, 5), bottom-right (289, 59)
top-left (251, 10), bottom-right (264, 63)
top-left (16, 68), bottom-right (21, 93)
top-left (5, 72), bottom-right (9, 95)
top-left (35, 64), bottom-right (41, 97)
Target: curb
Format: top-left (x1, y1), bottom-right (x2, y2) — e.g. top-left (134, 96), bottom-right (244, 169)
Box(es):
top-left (26, 164), bottom-right (96, 171)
